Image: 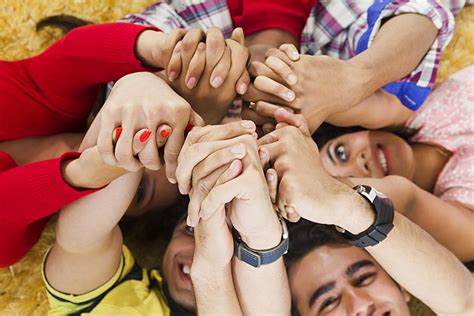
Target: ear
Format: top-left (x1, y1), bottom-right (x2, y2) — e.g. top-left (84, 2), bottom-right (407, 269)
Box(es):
top-left (400, 286), bottom-right (411, 303)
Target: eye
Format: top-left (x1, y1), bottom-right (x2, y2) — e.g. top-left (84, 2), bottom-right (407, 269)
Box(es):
top-left (335, 144), bottom-right (347, 162)
top-left (185, 225), bottom-right (194, 236)
top-left (135, 181), bottom-right (145, 204)
top-left (353, 272), bottom-right (376, 287)
top-left (319, 295), bottom-right (340, 314)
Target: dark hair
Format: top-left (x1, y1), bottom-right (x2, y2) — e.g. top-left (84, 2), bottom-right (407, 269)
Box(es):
top-left (286, 219), bottom-right (348, 268)
top-left (312, 123), bottom-right (365, 149)
top-left (36, 15), bottom-right (91, 33)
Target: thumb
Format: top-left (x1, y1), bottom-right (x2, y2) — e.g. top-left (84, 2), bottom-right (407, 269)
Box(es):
top-left (189, 110), bottom-right (205, 127)
top-left (231, 27), bottom-right (245, 44)
top-left (274, 108), bottom-right (311, 136)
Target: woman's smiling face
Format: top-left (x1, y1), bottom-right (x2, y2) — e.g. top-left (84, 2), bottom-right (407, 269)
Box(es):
top-left (319, 130), bottom-right (415, 179)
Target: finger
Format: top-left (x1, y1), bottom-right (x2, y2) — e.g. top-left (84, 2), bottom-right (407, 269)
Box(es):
top-left (188, 145), bottom-right (247, 224)
top-left (176, 134), bottom-right (251, 194)
top-left (200, 174), bottom-right (248, 221)
top-left (274, 108), bottom-right (311, 136)
top-left (241, 104), bottom-right (276, 126)
top-left (262, 122), bottom-right (276, 135)
top-left (210, 46), bottom-right (231, 88)
top-left (156, 124), bottom-right (172, 148)
top-left (254, 76), bottom-right (295, 102)
top-left (181, 28), bottom-right (205, 72)
top-left (242, 80), bottom-right (292, 106)
top-left (286, 206), bottom-right (301, 223)
top-left (225, 37), bottom-right (250, 82)
top-left (231, 27), bottom-right (245, 45)
top-left (161, 29), bottom-right (187, 80)
top-left (259, 146), bottom-right (270, 170)
top-left (264, 47), bottom-right (293, 65)
top-left (236, 69), bottom-right (250, 95)
top-left (164, 120), bottom-right (186, 184)
top-left (259, 140), bottom-right (286, 165)
top-left (257, 131), bottom-right (279, 146)
top-left (97, 116), bottom-right (119, 166)
top-left (112, 127), bottom-right (123, 144)
top-left (189, 110), bottom-right (205, 127)
top-left (215, 159), bottom-right (243, 186)
top-left (168, 41), bottom-right (182, 81)
top-left (187, 164), bottom-right (227, 227)
top-left (279, 43), bottom-right (300, 61)
top-left (265, 55), bottom-right (298, 86)
top-left (114, 120), bottom-right (142, 171)
top-left (185, 42), bottom-right (206, 89)
top-left (248, 61), bottom-right (282, 83)
top-left (205, 27), bottom-right (226, 70)
top-left (266, 168), bottom-right (278, 204)
top-left (252, 100), bottom-right (295, 118)
top-left (132, 128), bottom-right (153, 155)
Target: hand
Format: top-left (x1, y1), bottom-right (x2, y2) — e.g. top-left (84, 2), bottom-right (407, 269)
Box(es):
top-left (63, 127), bottom-right (155, 189)
top-left (245, 47), bottom-right (373, 133)
top-left (97, 72), bottom-right (204, 183)
top-left (258, 109), bottom-right (349, 226)
top-left (160, 28), bottom-right (251, 124)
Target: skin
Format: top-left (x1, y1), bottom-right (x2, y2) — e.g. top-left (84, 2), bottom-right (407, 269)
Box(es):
top-left (288, 245), bottom-right (410, 316)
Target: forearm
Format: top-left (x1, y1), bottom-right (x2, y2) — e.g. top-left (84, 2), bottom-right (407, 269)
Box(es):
top-left (233, 225), bottom-right (291, 316)
top-left (368, 212), bottom-right (473, 315)
top-left (326, 89), bottom-right (413, 130)
top-left (191, 263), bottom-right (242, 316)
top-left (349, 13), bottom-right (438, 91)
top-left (336, 180), bottom-right (473, 314)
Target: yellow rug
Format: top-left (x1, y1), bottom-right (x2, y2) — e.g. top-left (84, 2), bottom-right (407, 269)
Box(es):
top-left (0, 1), bottom-right (473, 315)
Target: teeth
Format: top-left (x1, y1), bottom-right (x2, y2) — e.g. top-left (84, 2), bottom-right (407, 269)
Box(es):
top-left (182, 265), bottom-right (190, 275)
top-left (377, 148), bottom-right (388, 174)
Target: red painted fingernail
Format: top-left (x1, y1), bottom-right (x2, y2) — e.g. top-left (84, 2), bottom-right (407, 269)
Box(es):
top-left (160, 128), bottom-right (171, 138)
top-left (115, 127), bottom-right (123, 140)
top-left (140, 130), bottom-right (152, 143)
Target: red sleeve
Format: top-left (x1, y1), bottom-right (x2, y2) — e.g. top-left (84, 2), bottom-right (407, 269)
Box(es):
top-left (227, 0), bottom-right (316, 40)
top-left (0, 23), bottom-right (161, 141)
top-left (0, 151), bottom-right (99, 267)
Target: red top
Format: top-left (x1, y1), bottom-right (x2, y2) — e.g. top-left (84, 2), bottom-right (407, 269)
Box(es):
top-left (0, 23), bottom-right (159, 267)
top-left (227, 0), bottom-right (317, 39)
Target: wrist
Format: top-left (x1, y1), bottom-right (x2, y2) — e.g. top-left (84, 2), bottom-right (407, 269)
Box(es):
top-left (239, 217), bottom-right (282, 250)
top-left (347, 54), bottom-right (381, 97)
top-left (333, 185), bottom-right (375, 234)
top-left (191, 259), bottom-right (231, 282)
top-left (136, 30), bottom-right (165, 68)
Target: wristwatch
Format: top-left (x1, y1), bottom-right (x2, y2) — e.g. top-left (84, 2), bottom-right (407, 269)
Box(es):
top-left (233, 218), bottom-right (289, 268)
top-left (337, 185), bottom-right (394, 247)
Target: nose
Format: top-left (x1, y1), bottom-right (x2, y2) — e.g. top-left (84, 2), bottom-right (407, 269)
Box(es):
top-left (344, 287), bottom-right (376, 316)
top-left (354, 150), bottom-right (371, 177)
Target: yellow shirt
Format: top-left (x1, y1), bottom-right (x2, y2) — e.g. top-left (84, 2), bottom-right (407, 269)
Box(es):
top-left (42, 246), bottom-right (170, 316)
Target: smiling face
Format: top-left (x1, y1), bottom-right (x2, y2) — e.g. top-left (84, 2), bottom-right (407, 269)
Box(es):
top-left (162, 220), bottom-right (196, 311)
top-left (288, 245), bottom-right (411, 316)
top-left (320, 131), bottom-right (415, 179)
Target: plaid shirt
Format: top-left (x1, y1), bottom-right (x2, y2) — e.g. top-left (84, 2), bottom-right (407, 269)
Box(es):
top-left (120, 0), bottom-right (462, 110)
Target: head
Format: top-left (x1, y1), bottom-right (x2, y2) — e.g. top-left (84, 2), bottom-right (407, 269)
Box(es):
top-left (286, 221), bottom-right (411, 316)
top-left (313, 125), bottom-right (415, 180)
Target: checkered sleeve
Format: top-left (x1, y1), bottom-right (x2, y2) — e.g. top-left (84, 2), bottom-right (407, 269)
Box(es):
top-left (349, 0), bottom-right (455, 110)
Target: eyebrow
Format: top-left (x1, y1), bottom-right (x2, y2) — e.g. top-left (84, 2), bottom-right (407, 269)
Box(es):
top-left (308, 281), bottom-right (336, 308)
top-left (326, 141), bottom-right (335, 164)
top-left (345, 260), bottom-right (375, 278)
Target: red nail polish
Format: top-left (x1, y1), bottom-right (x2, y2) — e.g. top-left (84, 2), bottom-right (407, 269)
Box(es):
top-left (160, 128), bottom-right (171, 138)
top-left (140, 130), bottom-right (152, 143)
top-left (115, 127), bottom-right (123, 140)
top-left (185, 124), bottom-right (194, 132)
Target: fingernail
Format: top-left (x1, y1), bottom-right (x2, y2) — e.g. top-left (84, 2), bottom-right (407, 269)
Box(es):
top-left (230, 144), bottom-right (244, 154)
top-left (115, 127), bottom-right (123, 140)
top-left (291, 51), bottom-right (299, 60)
top-left (241, 120), bottom-right (254, 129)
top-left (186, 77), bottom-right (197, 89)
top-left (185, 124), bottom-right (194, 132)
top-left (252, 132), bottom-right (258, 139)
top-left (140, 130), bottom-right (152, 143)
top-left (259, 149), bottom-right (267, 161)
top-left (160, 127), bottom-right (171, 138)
top-left (230, 160), bottom-right (239, 170)
top-left (211, 76), bottom-right (223, 88)
top-left (238, 83), bottom-right (248, 95)
top-left (263, 125), bottom-right (272, 134)
top-left (169, 71), bottom-right (177, 81)
top-left (186, 216), bottom-right (192, 227)
top-left (169, 178), bottom-right (177, 184)
top-left (287, 207), bottom-right (295, 214)
top-left (287, 74), bottom-right (297, 85)
top-left (284, 90), bottom-right (295, 101)
top-left (267, 172), bottom-right (274, 181)
top-left (248, 102), bottom-right (256, 109)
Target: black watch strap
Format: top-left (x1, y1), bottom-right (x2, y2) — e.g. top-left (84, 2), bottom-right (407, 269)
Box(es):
top-left (233, 218), bottom-right (289, 268)
top-left (340, 185), bottom-right (394, 247)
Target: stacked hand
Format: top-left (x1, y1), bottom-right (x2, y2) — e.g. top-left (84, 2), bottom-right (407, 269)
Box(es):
top-left (243, 45), bottom-right (374, 133)
top-left (159, 27), bottom-right (251, 125)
